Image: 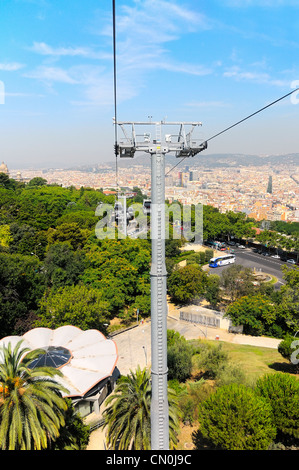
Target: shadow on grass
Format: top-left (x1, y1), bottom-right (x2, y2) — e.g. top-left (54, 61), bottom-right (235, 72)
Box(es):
top-left (268, 361), bottom-right (298, 374)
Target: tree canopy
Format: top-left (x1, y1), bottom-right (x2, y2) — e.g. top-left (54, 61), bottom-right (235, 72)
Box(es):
top-left (36, 284), bottom-right (110, 331)
top-left (167, 264), bottom-right (208, 305)
top-left (194, 383), bottom-right (276, 450)
top-left (226, 294), bottom-right (277, 336)
top-left (0, 174), bottom-right (298, 339)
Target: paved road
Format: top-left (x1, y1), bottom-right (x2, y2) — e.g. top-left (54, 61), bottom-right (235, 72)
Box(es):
top-left (212, 248), bottom-right (289, 287)
top-left (113, 321), bottom-right (152, 375)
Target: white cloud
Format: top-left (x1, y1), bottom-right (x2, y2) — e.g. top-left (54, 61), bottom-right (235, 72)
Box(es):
top-left (186, 101), bottom-right (230, 108)
top-left (223, 0), bottom-right (299, 7)
top-left (0, 63), bottom-right (24, 71)
top-left (157, 61), bottom-right (212, 76)
top-left (25, 64), bottom-right (111, 86)
top-left (30, 42), bottom-right (111, 60)
top-left (116, 0), bottom-right (210, 43)
top-left (5, 92), bottom-right (44, 97)
top-left (24, 66), bottom-right (79, 84)
top-left (108, 0), bottom-right (214, 98)
top-left (223, 66), bottom-right (290, 87)
top-left (25, 1), bottom-right (214, 107)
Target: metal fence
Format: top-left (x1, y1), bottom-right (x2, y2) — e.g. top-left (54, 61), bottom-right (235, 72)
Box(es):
top-left (179, 310), bottom-right (221, 328)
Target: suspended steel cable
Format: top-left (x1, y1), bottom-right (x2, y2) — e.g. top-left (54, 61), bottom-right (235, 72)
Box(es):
top-left (112, 0), bottom-right (119, 195)
top-left (206, 87), bottom-right (299, 144)
top-left (165, 154), bottom-right (189, 176)
top-left (165, 87), bottom-right (299, 176)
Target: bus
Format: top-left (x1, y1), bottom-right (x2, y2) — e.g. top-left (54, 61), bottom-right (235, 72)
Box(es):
top-left (209, 254), bottom-right (236, 268)
top-left (205, 240), bottom-right (226, 250)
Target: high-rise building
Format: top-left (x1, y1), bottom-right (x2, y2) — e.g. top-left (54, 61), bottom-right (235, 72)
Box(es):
top-left (189, 170), bottom-right (199, 181)
top-left (267, 175), bottom-right (273, 194)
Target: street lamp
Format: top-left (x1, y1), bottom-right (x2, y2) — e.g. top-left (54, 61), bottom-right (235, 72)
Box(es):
top-left (142, 345), bottom-right (147, 366)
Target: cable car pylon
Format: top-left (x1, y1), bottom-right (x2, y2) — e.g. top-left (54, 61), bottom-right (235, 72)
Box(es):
top-left (114, 120), bottom-right (206, 450)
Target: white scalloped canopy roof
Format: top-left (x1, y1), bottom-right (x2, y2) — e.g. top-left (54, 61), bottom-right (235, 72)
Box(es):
top-left (0, 325), bottom-right (118, 397)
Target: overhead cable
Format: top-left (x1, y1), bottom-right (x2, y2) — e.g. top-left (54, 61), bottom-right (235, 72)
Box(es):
top-left (112, 0), bottom-right (119, 193)
top-left (166, 87), bottom-right (299, 176)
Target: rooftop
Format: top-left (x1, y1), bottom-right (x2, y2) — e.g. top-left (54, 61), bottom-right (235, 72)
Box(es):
top-left (0, 325), bottom-right (118, 398)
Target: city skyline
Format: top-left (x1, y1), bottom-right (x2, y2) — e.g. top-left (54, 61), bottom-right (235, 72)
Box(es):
top-left (0, 0), bottom-right (299, 169)
top-left (9, 160), bottom-right (299, 222)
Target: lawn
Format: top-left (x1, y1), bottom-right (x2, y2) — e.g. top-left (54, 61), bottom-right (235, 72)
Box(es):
top-left (220, 341), bottom-right (292, 383)
top-left (176, 339), bottom-right (293, 450)
top-left (189, 338), bottom-right (293, 385)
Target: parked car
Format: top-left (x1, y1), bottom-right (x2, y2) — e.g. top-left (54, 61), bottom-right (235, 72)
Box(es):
top-left (239, 245), bottom-right (245, 249)
top-left (271, 254), bottom-right (280, 258)
top-left (287, 259), bottom-right (296, 264)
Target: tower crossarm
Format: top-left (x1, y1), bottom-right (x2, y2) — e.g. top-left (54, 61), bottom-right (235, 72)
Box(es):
top-left (115, 120), bottom-right (206, 158)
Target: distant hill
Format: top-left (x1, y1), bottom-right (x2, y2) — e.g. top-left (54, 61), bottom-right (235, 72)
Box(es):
top-left (67, 153), bottom-right (299, 171)
top-left (190, 153), bottom-right (299, 168)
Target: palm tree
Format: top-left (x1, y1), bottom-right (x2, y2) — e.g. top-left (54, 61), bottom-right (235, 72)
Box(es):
top-left (0, 340), bottom-right (69, 450)
top-left (50, 398), bottom-right (91, 450)
top-left (102, 366), bottom-right (181, 450)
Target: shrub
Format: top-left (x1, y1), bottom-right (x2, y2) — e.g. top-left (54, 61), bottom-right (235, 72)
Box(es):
top-left (167, 379), bottom-right (186, 396)
top-left (278, 336), bottom-right (299, 373)
top-left (215, 361), bottom-right (247, 387)
top-left (195, 342), bottom-right (228, 379)
top-left (177, 378), bottom-right (211, 426)
top-left (180, 397), bottom-right (195, 425)
top-left (52, 399), bottom-right (90, 450)
top-left (167, 339), bottom-right (193, 382)
top-left (194, 383), bottom-right (276, 450)
top-left (255, 373), bottom-right (299, 443)
top-left (167, 330), bottom-right (194, 382)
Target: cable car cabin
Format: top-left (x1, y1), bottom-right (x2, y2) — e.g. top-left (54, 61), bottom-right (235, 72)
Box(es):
top-left (119, 145), bottom-right (136, 158)
top-left (143, 200), bottom-right (151, 215)
top-left (114, 202), bottom-right (122, 212)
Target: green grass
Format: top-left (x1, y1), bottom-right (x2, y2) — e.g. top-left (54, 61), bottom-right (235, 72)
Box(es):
top-left (265, 274), bottom-right (278, 285)
top-left (190, 339), bottom-right (292, 385)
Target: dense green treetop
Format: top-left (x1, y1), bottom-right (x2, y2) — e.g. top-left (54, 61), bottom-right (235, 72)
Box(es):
top-left (194, 383), bottom-right (276, 450)
top-left (226, 294), bottom-right (277, 336)
top-left (255, 373), bottom-right (299, 442)
top-left (36, 284), bottom-right (110, 331)
top-left (27, 177), bottom-right (47, 187)
top-left (167, 264), bottom-right (208, 305)
top-left (0, 175), bottom-right (298, 338)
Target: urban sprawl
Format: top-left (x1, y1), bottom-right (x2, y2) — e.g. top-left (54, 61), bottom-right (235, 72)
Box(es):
top-left (10, 161), bottom-right (299, 223)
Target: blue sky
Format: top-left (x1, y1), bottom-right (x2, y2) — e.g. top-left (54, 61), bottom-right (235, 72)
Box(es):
top-left (0, 0), bottom-right (299, 168)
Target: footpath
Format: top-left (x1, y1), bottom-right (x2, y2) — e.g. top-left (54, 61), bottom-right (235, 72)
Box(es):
top-left (167, 306), bottom-right (281, 349)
